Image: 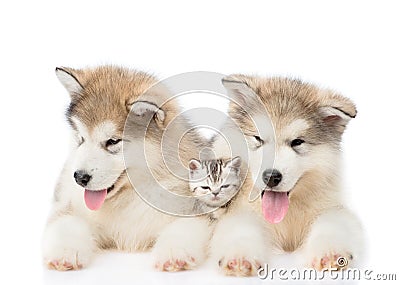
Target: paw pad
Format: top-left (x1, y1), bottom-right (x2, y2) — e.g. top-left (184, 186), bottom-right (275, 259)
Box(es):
top-left (219, 257), bottom-right (260, 277)
top-left (47, 259), bottom-right (82, 271)
top-left (311, 252), bottom-right (353, 271)
top-left (155, 257), bottom-right (196, 272)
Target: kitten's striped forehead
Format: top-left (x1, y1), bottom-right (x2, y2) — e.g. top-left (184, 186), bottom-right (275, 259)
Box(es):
top-left (202, 159), bottom-right (224, 183)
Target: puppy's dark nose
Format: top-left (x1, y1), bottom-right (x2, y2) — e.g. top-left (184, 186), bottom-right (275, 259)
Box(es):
top-left (262, 169), bottom-right (282, 188)
top-left (74, 170), bottom-right (92, 187)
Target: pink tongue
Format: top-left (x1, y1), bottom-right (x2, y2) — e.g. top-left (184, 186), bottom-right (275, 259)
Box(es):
top-left (84, 189), bottom-right (107, 211)
top-left (262, 191), bottom-right (289, 224)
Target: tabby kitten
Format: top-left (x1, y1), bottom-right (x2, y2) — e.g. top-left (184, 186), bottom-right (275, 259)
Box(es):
top-left (188, 157), bottom-right (242, 209)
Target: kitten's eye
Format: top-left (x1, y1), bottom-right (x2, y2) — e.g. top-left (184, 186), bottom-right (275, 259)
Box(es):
top-left (106, 138), bottom-right (122, 147)
top-left (201, 186), bottom-right (211, 190)
top-left (290, 139), bottom-right (305, 148)
top-left (220, 185), bottom-right (230, 189)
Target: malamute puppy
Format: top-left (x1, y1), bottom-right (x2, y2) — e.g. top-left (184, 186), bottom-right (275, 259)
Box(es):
top-left (42, 66), bottom-right (210, 271)
top-left (217, 75), bottom-right (364, 272)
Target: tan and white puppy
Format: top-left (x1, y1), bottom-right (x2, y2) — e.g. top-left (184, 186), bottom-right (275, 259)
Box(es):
top-left (215, 75), bottom-right (364, 272)
top-left (42, 66), bottom-right (211, 271)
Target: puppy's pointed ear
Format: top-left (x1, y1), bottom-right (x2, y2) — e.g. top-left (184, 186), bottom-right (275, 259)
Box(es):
top-left (55, 67), bottom-right (84, 96)
top-left (222, 75), bottom-right (259, 107)
top-left (319, 90), bottom-right (357, 129)
top-left (189, 159), bottom-right (201, 172)
top-left (226, 156), bottom-right (242, 170)
top-left (128, 101), bottom-right (165, 129)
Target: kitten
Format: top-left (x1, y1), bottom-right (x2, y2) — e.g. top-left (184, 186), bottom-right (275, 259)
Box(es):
top-left (188, 157), bottom-right (242, 212)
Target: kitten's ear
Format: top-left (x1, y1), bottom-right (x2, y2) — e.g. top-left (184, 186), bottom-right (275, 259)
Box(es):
top-left (226, 156), bottom-right (242, 170)
top-left (128, 101), bottom-right (165, 129)
top-left (189, 159), bottom-right (201, 171)
top-left (318, 89), bottom-right (357, 134)
top-left (55, 67), bottom-right (84, 97)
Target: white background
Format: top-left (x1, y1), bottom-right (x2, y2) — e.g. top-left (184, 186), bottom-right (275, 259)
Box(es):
top-left (1, 0), bottom-right (399, 284)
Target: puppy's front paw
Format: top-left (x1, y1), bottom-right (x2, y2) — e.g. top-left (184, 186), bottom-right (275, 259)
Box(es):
top-left (152, 218), bottom-right (210, 272)
top-left (311, 251), bottom-right (353, 271)
top-left (46, 254), bottom-right (84, 271)
top-left (43, 237), bottom-right (93, 271)
top-left (152, 239), bottom-right (204, 272)
top-left (42, 216), bottom-right (95, 271)
top-left (218, 256), bottom-right (261, 277)
top-left (155, 256), bottom-right (196, 272)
